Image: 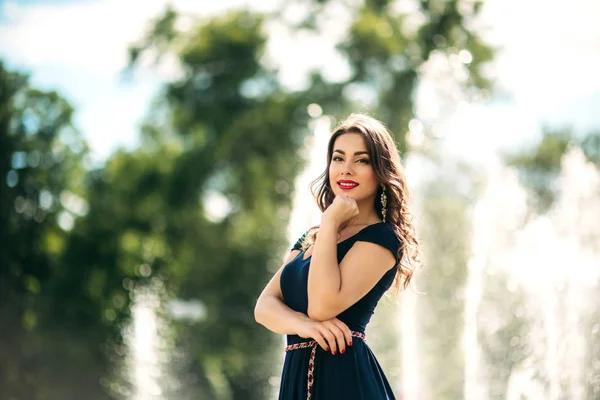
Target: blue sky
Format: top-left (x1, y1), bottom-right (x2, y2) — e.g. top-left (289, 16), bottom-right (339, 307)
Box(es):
top-left (1, 0), bottom-right (600, 166)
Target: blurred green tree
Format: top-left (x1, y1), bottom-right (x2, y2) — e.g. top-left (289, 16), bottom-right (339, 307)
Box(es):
top-left (125, 10), bottom-right (311, 400)
top-left (0, 62), bottom-right (120, 399)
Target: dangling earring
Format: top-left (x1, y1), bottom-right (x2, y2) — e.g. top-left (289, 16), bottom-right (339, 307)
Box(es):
top-left (380, 185), bottom-right (387, 223)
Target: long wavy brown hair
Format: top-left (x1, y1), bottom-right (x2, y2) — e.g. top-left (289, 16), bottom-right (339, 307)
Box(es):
top-left (305, 113), bottom-right (422, 290)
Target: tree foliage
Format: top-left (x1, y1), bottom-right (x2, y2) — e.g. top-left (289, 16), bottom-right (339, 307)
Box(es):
top-left (0, 61), bottom-right (118, 399)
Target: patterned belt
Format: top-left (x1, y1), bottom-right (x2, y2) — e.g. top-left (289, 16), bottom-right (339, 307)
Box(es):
top-left (285, 331), bottom-right (366, 400)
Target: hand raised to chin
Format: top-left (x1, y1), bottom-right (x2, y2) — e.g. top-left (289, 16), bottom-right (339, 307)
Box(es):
top-left (322, 195), bottom-right (359, 227)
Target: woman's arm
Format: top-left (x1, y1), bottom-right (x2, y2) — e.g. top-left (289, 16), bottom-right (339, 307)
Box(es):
top-left (306, 220), bottom-right (341, 311)
top-left (254, 249), bottom-right (354, 354)
top-left (307, 197), bottom-right (395, 321)
top-left (254, 250), bottom-right (310, 335)
top-left (307, 237), bottom-right (395, 321)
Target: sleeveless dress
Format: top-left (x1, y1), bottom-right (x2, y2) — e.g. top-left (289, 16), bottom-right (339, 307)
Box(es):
top-left (278, 222), bottom-right (401, 400)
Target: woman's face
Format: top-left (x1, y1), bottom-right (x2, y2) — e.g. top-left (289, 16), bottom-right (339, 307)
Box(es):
top-left (328, 132), bottom-right (379, 204)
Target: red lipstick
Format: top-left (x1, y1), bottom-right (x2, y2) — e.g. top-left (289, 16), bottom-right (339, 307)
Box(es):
top-left (337, 180), bottom-right (359, 190)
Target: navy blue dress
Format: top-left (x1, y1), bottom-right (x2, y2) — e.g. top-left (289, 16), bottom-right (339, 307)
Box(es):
top-left (278, 222), bottom-right (400, 400)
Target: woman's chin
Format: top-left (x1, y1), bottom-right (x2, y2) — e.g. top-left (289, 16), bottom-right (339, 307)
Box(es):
top-left (336, 191), bottom-right (360, 200)
top-left (334, 189), bottom-right (354, 197)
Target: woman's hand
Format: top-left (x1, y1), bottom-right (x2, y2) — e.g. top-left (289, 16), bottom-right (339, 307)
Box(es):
top-left (296, 317), bottom-right (354, 355)
top-left (322, 195), bottom-right (359, 228)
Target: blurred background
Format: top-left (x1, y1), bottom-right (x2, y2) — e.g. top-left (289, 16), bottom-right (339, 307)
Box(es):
top-left (1, 0), bottom-right (600, 399)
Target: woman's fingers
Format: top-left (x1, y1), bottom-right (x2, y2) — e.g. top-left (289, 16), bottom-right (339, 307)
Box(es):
top-left (326, 195), bottom-right (360, 225)
top-left (320, 328), bottom-right (339, 355)
top-left (312, 332), bottom-right (329, 352)
top-left (329, 324), bottom-right (347, 355)
top-left (331, 318), bottom-right (353, 346)
top-left (321, 320), bottom-right (349, 355)
top-left (308, 319), bottom-right (355, 355)
top-left (340, 195), bottom-right (359, 216)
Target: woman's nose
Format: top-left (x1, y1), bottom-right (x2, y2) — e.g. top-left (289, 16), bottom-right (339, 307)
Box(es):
top-left (342, 161), bottom-right (354, 174)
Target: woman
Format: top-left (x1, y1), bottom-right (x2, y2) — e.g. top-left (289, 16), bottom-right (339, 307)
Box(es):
top-left (254, 113), bottom-right (422, 399)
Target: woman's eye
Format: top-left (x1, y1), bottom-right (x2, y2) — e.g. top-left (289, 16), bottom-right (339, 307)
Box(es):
top-left (357, 159), bottom-right (369, 164)
top-left (333, 156), bottom-right (344, 162)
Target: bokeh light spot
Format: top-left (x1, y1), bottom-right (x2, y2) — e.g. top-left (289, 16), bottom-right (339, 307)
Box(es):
top-left (307, 103), bottom-right (323, 118)
top-left (6, 169), bottom-right (18, 187)
top-left (459, 49), bottom-right (473, 64)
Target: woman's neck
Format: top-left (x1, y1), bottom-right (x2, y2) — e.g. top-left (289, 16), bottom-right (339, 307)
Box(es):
top-left (346, 202), bottom-right (381, 227)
